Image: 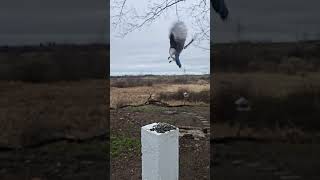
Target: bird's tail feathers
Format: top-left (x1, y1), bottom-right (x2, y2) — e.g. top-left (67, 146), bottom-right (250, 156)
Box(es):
top-left (175, 55), bottom-right (182, 68)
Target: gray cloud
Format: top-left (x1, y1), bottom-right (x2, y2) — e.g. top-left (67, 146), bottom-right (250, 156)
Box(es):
top-left (0, 0), bottom-right (108, 45)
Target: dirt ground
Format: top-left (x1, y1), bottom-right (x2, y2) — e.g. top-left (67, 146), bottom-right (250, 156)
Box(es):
top-left (0, 140), bottom-right (108, 180)
top-left (212, 141), bottom-right (320, 180)
top-left (212, 122), bottom-right (320, 179)
top-left (110, 104), bottom-right (320, 180)
top-left (110, 105), bottom-right (210, 180)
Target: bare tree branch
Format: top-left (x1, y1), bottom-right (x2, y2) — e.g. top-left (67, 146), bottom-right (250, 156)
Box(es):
top-left (111, 0), bottom-right (210, 49)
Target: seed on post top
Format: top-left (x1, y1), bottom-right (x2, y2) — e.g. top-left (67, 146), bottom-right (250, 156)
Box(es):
top-left (150, 122), bottom-right (177, 133)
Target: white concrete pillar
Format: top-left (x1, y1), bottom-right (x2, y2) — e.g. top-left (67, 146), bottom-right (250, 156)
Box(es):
top-left (141, 123), bottom-right (179, 180)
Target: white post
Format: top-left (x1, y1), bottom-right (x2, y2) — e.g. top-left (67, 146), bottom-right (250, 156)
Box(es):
top-left (141, 123), bottom-right (179, 180)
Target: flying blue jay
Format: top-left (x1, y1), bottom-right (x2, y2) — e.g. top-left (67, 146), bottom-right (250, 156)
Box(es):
top-left (168, 0), bottom-right (229, 68)
top-left (168, 21), bottom-right (188, 68)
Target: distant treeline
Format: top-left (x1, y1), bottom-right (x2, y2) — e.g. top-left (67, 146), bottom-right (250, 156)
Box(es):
top-left (111, 74), bottom-right (209, 88)
top-left (0, 44), bottom-right (109, 82)
top-left (0, 43), bottom-right (109, 53)
top-left (212, 41), bottom-right (320, 74)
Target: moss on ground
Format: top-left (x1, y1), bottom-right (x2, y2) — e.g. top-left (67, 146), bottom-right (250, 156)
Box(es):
top-left (111, 136), bottom-right (140, 158)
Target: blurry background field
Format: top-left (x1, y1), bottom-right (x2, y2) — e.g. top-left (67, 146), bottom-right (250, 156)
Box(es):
top-left (212, 41), bottom-right (320, 180)
top-left (0, 44), bottom-right (108, 148)
top-left (0, 44), bottom-right (107, 82)
top-left (213, 41), bottom-right (320, 135)
top-left (0, 44), bottom-right (108, 179)
top-left (0, 80), bottom-right (108, 147)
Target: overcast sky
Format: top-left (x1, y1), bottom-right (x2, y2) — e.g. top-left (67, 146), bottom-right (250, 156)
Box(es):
top-left (213, 0), bottom-right (320, 43)
top-left (1, 0), bottom-right (319, 75)
top-left (0, 0), bottom-right (319, 45)
top-left (110, 0), bottom-right (210, 75)
top-left (1, 0), bottom-right (319, 45)
top-left (0, 0), bottom-right (107, 45)
top-left (111, 0), bottom-right (320, 75)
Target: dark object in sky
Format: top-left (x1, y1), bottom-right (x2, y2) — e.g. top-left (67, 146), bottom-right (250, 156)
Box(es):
top-left (167, 1), bottom-right (228, 69)
top-left (168, 21), bottom-right (187, 68)
top-left (212, 0), bottom-right (229, 20)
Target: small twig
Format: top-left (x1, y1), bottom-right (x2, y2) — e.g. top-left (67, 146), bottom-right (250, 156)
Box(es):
top-left (145, 93), bottom-right (153, 104)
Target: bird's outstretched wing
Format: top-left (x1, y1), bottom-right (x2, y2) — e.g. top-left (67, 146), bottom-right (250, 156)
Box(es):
top-left (169, 33), bottom-right (177, 49)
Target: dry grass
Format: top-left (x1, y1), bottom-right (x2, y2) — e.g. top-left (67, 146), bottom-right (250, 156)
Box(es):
top-left (213, 72), bottom-right (320, 97)
top-left (110, 75), bottom-right (209, 108)
top-left (159, 88), bottom-right (210, 104)
top-left (110, 77), bottom-right (209, 108)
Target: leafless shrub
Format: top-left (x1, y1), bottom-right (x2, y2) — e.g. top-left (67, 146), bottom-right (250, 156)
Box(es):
top-left (159, 87), bottom-right (209, 103)
top-left (111, 78), bottom-right (153, 88)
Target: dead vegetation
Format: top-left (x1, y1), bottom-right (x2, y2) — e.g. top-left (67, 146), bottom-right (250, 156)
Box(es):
top-left (159, 88), bottom-right (210, 104)
top-left (110, 75), bottom-right (210, 108)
